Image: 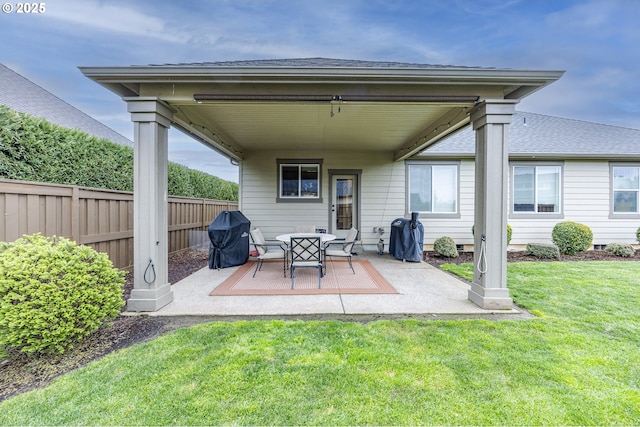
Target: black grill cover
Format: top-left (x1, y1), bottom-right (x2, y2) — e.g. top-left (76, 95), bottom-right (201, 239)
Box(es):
top-left (208, 211), bottom-right (251, 269)
top-left (388, 212), bottom-right (424, 262)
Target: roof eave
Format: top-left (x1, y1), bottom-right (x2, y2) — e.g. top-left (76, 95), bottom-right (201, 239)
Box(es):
top-left (79, 65), bottom-right (564, 87)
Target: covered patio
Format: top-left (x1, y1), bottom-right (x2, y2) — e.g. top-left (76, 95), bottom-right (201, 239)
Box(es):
top-left (81, 58), bottom-right (563, 313)
top-left (144, 251), bottom-right (527, 318)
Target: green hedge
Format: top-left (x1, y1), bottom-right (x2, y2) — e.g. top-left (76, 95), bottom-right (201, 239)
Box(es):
top-left (0, 105), bottom-right (238, 200)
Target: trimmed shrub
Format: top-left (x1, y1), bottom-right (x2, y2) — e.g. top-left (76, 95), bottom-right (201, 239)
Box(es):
top-left (0, 105), bottom-right (238, 200)
top-left (525, 243), bottom-right (560, 259)
top-left (433, 236), bottom-right (458, 258)
top-left (605, 243), bottom-right (636, 258)
top-left (551, 221), bottom-right (593, 255)
top-left (637, 226), bottom-right (640, 244)
top-left (0, 234), bottom-right (125, 354)
top-left (472, 224), bottom-right (512, 245)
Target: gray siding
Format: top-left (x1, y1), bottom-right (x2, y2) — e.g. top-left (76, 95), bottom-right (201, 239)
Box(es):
top-left (240, 150), bottom-right (405, 247)
top-left (422, 160), bottom-right (639, 249)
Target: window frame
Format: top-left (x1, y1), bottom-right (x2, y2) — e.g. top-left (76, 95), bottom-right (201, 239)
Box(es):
top-left (610, 163), bottom-right (640, 218)
top-left (276, 159), bottom-right (323, 203)
top-left (510, 162), bottom-right (564, 219)
top-left (405, 160), bottom-right (460, 218)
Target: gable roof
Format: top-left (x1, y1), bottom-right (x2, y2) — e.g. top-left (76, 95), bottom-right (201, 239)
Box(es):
top-left (419, 111), bottom-right (640, 159)
top-left (0, 63), bottom-right (132, 147)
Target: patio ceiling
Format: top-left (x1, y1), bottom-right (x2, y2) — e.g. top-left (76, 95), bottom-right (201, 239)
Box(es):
top-left (80, 60), bottom-right (564, 161)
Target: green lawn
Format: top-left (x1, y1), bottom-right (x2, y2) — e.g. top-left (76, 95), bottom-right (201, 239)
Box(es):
top-left (0, 261), bottom-right (638, 426)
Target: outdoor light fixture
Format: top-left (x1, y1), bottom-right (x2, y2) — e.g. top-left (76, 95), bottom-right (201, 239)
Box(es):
top-left (330, 95), bottom-right (342, 117)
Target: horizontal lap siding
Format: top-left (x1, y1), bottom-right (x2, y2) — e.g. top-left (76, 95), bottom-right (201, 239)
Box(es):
top-left (360, 160), bottom-right (405, 245)
top-left (561, 161), bottom-right (636, 244)
top-left (241, 151), bottom-right (405, 245)
top-left (240, 152), bottom-right (291, 239)
top-left (509, 161), bottom-right (633, 246)
top-left (0, 179), bottom-right (238, 268)
top-left (418, 160), bottom-right (639, 249)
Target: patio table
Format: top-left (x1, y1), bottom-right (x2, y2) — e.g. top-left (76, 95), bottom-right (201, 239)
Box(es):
top-left (275, 233), bottom-right (337, 244)
top-left (276, 233), bottom-right (336, 275)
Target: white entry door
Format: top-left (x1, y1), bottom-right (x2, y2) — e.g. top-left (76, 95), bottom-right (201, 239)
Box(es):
top-left (330, 174), bottom-right (359, 239)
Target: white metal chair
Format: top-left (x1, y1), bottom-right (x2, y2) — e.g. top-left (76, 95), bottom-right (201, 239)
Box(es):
top-left (250, 228), bottom-right (287, 277)
top-left (324, 227), bottom-right (358, 274)
top-left (290, 236), bottom-right (323, 288)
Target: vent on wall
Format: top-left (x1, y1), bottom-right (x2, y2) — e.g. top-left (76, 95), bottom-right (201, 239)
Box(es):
top-left (456, 244), bottom-right (465, 252)
top-left (594, 244), bottom-right (607, 251)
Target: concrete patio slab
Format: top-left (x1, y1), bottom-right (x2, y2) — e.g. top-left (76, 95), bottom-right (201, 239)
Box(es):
top-left (141, 251), bottom-right (524, 319)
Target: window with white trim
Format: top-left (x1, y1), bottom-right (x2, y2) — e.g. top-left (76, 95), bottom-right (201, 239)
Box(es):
top-left (278, 160), bottom-right (322, 201)
top-left (612, 165), bottom-right (640, 213)
top-left (512, 164), bottom-right (561, 213)
top-left (407, 163), bottom-right (458, 214)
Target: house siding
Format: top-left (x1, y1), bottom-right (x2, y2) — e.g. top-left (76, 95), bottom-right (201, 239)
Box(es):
top-left (421, 159), bottom-right (639, 250)
top-left (242, 149), bottom-right (638, 252)
top-left (240, 150), bottom-right (406, 247)
top-left (510, 160), bottom-right (637, 247)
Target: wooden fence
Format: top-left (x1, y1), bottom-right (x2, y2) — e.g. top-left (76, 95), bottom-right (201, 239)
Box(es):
top-left (0, 179), bottom-right (238, 268)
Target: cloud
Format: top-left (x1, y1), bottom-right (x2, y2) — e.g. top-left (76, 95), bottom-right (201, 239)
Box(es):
top-left (45, 0), bottom-right (190, 43)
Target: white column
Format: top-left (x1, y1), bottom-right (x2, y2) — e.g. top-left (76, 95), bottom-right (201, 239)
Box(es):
top-left (468, 100), bottom-right (517, 310)
top-left (126, 98), bottom-right (174, 312)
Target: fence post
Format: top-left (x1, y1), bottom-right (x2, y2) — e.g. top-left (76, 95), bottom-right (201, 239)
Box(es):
top-left (71, 185), bottom-right (80, 243)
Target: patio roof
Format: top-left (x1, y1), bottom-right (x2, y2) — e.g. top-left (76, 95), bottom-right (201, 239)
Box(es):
top-left (80, 58), bottom-right (563, 161)
top-left (79, 58), bottom-right (564, 312)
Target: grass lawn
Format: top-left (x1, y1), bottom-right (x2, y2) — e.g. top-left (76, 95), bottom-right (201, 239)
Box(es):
top-left (0, 261), bottom-right (638, 425)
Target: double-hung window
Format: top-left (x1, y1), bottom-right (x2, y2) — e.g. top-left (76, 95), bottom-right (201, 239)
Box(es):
top-left (277, 160), bottom-right (322, 202)
top-left (612, 164), bottom-right (640, 214)
top-left (512, 163), bottom-right (562, 214)
top-left (407, 162), bottom-right (459, 215)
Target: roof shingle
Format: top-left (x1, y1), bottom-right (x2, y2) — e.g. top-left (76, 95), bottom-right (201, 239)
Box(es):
top-left (0, 63), bottom-right (132, 147)
top-left (421, 111), bottom-right (640, 157)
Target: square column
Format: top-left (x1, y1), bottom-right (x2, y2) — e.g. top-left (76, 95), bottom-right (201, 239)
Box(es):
top-left (469, 100), bottom-right (517, 310)
top-left (125, 98), bottom-right (174, 311)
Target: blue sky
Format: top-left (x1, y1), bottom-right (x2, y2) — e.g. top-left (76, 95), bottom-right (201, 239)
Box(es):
top-left (1, 0), bottom-right (639, 183)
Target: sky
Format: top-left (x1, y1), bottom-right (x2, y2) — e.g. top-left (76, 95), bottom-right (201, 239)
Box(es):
top-left (1, 0), bottom-right (639, 183)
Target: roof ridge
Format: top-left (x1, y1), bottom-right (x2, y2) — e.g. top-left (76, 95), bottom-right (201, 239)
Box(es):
top-left (148, 57), bottom-right (491, 69)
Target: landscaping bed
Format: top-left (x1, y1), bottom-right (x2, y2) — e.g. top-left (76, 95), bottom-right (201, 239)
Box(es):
top-left (424, 248), bottom-right (640, 266)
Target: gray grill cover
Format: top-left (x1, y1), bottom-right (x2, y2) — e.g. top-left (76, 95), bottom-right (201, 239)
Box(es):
top-left (208, 211), bottom-right (251, 269)
top-left (388, 212), bottom-right (424, 262)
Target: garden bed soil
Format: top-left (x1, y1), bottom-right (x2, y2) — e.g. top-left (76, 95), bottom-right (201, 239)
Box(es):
top-left (1, 248), bottom-right (638, 401)
top-left (424, 248), bottom-right (640, 266)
